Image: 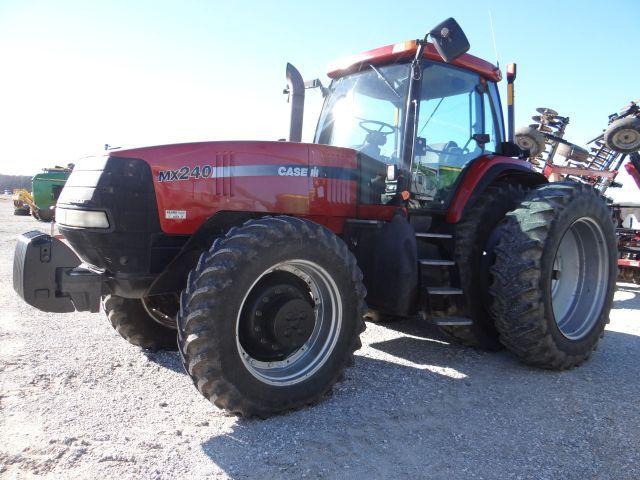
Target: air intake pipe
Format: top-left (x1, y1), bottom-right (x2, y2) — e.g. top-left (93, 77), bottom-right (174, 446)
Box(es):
top-left (285, 63), bottom-right (304, 142)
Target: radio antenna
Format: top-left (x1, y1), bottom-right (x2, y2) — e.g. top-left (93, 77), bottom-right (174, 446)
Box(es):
top-left (488, 10), bottom-right (500, 69)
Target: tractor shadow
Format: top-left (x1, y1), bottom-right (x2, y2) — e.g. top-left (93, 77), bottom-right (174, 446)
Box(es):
top-left (142, 349), bottom-right (184, 374)
top-left (198, 309), bottom-right (640, 479)
top-left (614, 282), bottom-right (640, 310)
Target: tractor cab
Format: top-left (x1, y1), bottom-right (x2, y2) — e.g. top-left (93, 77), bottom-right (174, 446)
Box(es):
top-left (314, 25), bottom-right (504, 210)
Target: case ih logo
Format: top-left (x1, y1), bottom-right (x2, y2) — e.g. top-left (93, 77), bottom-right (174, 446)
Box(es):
top-left (277, 166), bottom-right (320, 177)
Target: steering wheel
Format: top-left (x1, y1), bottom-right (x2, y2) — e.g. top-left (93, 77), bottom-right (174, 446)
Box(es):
top-left (359, 120), bottom-right (396, 136)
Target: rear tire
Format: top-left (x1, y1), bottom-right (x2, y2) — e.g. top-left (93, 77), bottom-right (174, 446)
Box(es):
top-left (102, 295), bottom-right (177, 351)
top-left (490, 182), bottom-right (617, 369)
top-left (440, 183), bottom-right (526, 350)
top-left (178, 216), bottom-right (367, 417)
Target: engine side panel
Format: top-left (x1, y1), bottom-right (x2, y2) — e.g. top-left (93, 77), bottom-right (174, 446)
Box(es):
top-left (113, 141), bottom-right (358, 235)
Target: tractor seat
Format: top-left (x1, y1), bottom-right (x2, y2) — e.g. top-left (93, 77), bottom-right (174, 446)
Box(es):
top-left (358, 131), bottom-right (388, 161)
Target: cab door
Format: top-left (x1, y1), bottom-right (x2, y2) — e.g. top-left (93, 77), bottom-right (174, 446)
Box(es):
top-left (409, 61), bottom-right (501, 210)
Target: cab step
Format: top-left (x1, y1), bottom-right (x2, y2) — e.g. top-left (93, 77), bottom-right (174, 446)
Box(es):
top-left (427, 287), bottom-right (463, 295)
top-left (420, 259), bottom-right (455, 266)
top-left (416, 232), bottom-right (453, 239)
top-left (433, 316), bottom-right (473, 326)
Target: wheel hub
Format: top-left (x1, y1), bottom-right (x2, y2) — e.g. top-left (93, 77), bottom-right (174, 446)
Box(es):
top-left (272, 298), bottom-right (315, 349)
top-left (240, 280), bottom-right (315, 361)
top-left (236, 260), bottom-right (342, 387)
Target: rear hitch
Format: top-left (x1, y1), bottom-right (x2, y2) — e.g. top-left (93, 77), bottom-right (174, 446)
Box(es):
top-left (13, 231), bottom-right (105, 313)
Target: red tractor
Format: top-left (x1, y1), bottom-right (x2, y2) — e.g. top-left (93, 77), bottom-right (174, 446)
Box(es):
top-left (13, 19), bottom-right (618, 417)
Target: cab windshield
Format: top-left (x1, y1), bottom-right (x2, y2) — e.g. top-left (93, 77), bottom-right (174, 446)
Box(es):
top-left (315, 64), bottom-right (411, 165)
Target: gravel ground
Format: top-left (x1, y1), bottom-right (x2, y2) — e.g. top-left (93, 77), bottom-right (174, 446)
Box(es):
top-left (1, 198), bottom-right (640, 479)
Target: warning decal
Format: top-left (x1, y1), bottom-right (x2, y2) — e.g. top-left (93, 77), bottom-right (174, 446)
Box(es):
top-left (165, 210), bottom-right (187, 220)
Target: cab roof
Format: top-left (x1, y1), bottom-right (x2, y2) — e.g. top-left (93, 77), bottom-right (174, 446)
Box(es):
top-left (327, 40), bottom-right (501, 82)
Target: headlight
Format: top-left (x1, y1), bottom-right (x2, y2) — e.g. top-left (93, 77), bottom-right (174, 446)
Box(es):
top-left (56, 208), bottom-right (110, 228)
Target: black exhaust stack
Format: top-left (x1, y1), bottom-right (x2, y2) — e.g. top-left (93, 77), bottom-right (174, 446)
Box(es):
top-left (285, 63), bottom-right (304, 142)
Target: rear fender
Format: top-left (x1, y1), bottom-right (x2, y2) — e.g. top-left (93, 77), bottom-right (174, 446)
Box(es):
top-left (446, 156), bottom-right (547, 223)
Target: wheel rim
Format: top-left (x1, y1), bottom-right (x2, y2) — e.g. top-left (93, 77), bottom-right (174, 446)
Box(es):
top-left (236, 260), bottom-right (342, 386)
top-left (551, 217), bottom-right (608, 340)
top-left (612, 128), bottom-right (640, 150)
top-left (141, 294), bottom-right (179, 329)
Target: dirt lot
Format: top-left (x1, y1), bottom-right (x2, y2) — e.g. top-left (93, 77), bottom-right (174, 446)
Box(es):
top-left (1, 197), bottom-right (639, 479)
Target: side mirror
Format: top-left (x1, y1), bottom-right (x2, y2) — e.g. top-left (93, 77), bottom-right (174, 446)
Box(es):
top-left (428, 17), bottom-right (470, 63)
top-left (386, 164), bottom-right (397, 181)
top-left (498, 141), bottom-right (528, 158)
top-left (472, 133), bottom-right (490, 147)
top-left (415, 137), bottom-right (427, 157)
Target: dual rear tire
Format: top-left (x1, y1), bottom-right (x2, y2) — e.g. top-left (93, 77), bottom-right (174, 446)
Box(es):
top-left (490, 182), bottom-right (617, 368)
top-left (446, 181), bottom-right (617, 370)
top-left (443, 183), bottom-right (525, 350)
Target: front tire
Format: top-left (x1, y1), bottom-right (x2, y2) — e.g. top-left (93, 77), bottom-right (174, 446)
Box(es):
top-left (490, 182), bottom-right (617, 369)
top-left (178, 216), bottom-right (367, 417)
top-left (102, 295), bottom-right (177, 351)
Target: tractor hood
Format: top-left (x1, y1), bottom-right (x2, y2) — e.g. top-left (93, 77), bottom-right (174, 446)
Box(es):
top-left (63, 140), bottom-right (359, 235)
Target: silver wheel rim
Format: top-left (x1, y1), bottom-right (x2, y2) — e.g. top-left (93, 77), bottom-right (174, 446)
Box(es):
top-left (612, 128), bottom-right (640, 150)
top-left (551, 217), bottom-right (608, 340)
top-left (236, 259), bottom-right (342, 386)
top-left (141, 294), bottom-right (178, 329)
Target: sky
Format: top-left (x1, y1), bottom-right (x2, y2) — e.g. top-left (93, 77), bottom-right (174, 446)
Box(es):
top-left (0, 0), bottom-right (638, 200)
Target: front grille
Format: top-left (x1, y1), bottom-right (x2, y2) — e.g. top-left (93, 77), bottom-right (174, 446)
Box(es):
top-left (57, 156), bottom-right (164, 274)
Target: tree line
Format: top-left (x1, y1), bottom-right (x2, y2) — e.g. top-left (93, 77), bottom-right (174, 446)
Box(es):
top-left (0, 174), bottom-right (32, 192)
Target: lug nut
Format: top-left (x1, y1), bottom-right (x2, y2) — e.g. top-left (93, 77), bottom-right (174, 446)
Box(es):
top-left (254, 326), bottom-right (262, 333)
top-left (255, 310), bottom-right (262, 317)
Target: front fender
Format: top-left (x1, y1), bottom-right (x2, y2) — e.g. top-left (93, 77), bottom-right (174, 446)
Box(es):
top-left (145, 211), bottom-right (258, 296)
